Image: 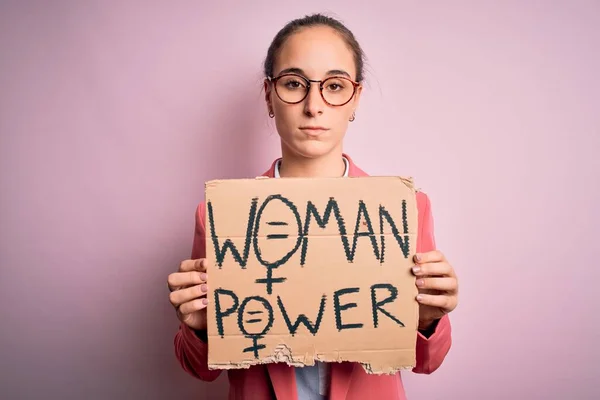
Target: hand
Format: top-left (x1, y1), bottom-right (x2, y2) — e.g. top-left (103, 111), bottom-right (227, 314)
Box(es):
top-left (412, 250), bottom-right (458, 331)
top-left (168, 258), bottom-right (209, 331)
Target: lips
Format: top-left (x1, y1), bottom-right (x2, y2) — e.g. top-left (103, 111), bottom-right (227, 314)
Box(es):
top-left (299, 126), bottom-right (328, 138)
top-left (299, 126), bottom-right (328, 131)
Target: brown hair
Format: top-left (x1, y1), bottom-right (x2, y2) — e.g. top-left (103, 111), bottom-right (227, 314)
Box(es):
top-left (263, 13), bottom-right (366, 82)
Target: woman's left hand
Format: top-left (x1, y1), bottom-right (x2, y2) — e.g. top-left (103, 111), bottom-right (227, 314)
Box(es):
top-left (412, 250), bottom-right (459, 331)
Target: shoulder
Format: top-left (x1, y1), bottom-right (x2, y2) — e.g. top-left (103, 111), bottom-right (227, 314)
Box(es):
top-left (415, 190), bottom-right (436, 251)
top-left (346, 154), bottom-right (432, 210)
top-left (416, 190), bottom-right (432, 214)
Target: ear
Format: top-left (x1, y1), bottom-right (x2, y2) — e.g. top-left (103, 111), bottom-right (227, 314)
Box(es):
top-left (264, 79), bottom-right (273, 112)
top-left (354, 84), bottom-right (363, 106)
top-left (350, 84), bottom-right (363, 115)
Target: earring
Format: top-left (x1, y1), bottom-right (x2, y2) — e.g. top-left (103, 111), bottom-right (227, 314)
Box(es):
top-left (349, 112), bottom-right (355, 122)
top-left (269, 110), bottom-right (275, 118)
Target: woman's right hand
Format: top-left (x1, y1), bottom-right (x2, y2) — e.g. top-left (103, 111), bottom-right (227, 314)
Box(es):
top-left (168, 258), bottom-right (208, 331)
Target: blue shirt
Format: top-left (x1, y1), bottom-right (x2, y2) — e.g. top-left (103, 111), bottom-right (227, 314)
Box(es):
top-left (295, 363), bottom-right (329, 399)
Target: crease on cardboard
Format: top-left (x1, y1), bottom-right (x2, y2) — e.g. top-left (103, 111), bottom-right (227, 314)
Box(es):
top-left (397, 176), bottom-right (415, 191)
top-left (205, 180), bottom-right (220, 190)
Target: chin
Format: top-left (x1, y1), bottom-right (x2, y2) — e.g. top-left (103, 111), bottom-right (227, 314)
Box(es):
top-left (284, 139), bottom-right (338, 159)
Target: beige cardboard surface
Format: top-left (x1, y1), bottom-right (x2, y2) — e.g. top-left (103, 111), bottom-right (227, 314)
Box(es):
top-left (204, 176), bottom-right (419, 374)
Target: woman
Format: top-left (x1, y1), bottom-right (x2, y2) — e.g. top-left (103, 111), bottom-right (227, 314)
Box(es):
top-left (168, 13), bottom-right (459, 400)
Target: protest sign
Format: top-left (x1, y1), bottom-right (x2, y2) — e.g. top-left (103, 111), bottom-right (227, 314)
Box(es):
top-left (204, 176), bottom-right (419, 374)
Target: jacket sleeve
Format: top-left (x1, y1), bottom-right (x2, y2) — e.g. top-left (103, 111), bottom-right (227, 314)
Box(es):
top-left (173, 202), bottom-right (222, 382)
top-left (412, 192), bottom-right (453, 374)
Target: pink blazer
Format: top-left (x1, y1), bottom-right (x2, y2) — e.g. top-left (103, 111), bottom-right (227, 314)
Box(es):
top-left (174, 154), bottom-right (452, 400)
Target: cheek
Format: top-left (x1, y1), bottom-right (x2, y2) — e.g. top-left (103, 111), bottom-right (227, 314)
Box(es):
top-left (273, 103), bottom-right (300, 125)
top-left (331, 107), bottom-right (352, 129)
top-left (273, 105), bottom-right (299, 137)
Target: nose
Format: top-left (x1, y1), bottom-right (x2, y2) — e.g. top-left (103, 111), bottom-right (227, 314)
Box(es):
top-left (303, 83), bottom-right (325, 117)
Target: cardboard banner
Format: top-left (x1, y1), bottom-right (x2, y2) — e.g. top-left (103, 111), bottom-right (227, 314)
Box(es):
top-left (204, 176), bottom-right (419, 374)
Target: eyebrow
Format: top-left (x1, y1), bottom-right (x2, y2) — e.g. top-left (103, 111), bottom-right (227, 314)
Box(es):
top-left (276, 67), bottom-right (352, 79)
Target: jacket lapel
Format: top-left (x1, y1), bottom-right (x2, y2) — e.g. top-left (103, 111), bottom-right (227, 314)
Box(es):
top-left (267, 363), bottom-right (298, 400)
top-left (344, 153), bottom-right (369, 178)
top-left (329, 362), bottom-right (356, 400)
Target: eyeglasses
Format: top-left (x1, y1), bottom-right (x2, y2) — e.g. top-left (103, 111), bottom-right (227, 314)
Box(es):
top-left (267, 73), bottom-right (360, 107)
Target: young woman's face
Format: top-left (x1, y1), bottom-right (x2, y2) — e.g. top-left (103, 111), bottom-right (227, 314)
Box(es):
top-left (265, 26), bottom-right (362, 159)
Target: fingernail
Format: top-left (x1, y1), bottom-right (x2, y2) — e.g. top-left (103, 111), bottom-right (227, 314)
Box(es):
top-left (201, 284), bottom-right (207, 292)
top-left (200, 273), bottom-right (207, 281)
top-left (412, 266), bottom-right (421, 274)
top-left (202, 298), bottom-right (208, 305)
top-left (416, 279), bottom-right (424, 287)
top-left (415, 254), bottom-right (422, 262)
top-left (416, 294), bottom-right (423, 302)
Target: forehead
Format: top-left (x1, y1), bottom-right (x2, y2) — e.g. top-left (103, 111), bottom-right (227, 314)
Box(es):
top-left (275, 25), bottom-right (356, 79)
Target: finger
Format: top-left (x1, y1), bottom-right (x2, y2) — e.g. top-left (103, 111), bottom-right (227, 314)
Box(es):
top-left (179, 259), bottom-right (207, 273)
top-left (413, 250), bottom-right (444, 264)
top-left (412, 262), bottom-right (453, 277)
top-left (416, 293), bottom-right (457, 312)
top-left (169, 284), bottom-right (208, 307)
top-left (167, 271), bottom-right (207, 291)
top-left (416, 277), bottom-right (457, 292)
top-left (178, 298), bottom-right (209, 315)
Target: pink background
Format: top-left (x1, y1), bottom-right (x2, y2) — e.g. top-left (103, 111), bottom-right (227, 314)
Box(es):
top-left (1, 1), bottom-right (598, 399)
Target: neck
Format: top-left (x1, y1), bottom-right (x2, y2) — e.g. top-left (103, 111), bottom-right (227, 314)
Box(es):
top-left (279, 146), bottom-right (346, 178)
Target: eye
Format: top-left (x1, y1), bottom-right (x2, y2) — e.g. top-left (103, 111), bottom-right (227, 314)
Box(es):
top-left (279, 76), bottom-right (307, 91)
top-left (285, 80), bottom-right (302, 89)
top-left (325, 79), bottom-right (346, 92)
